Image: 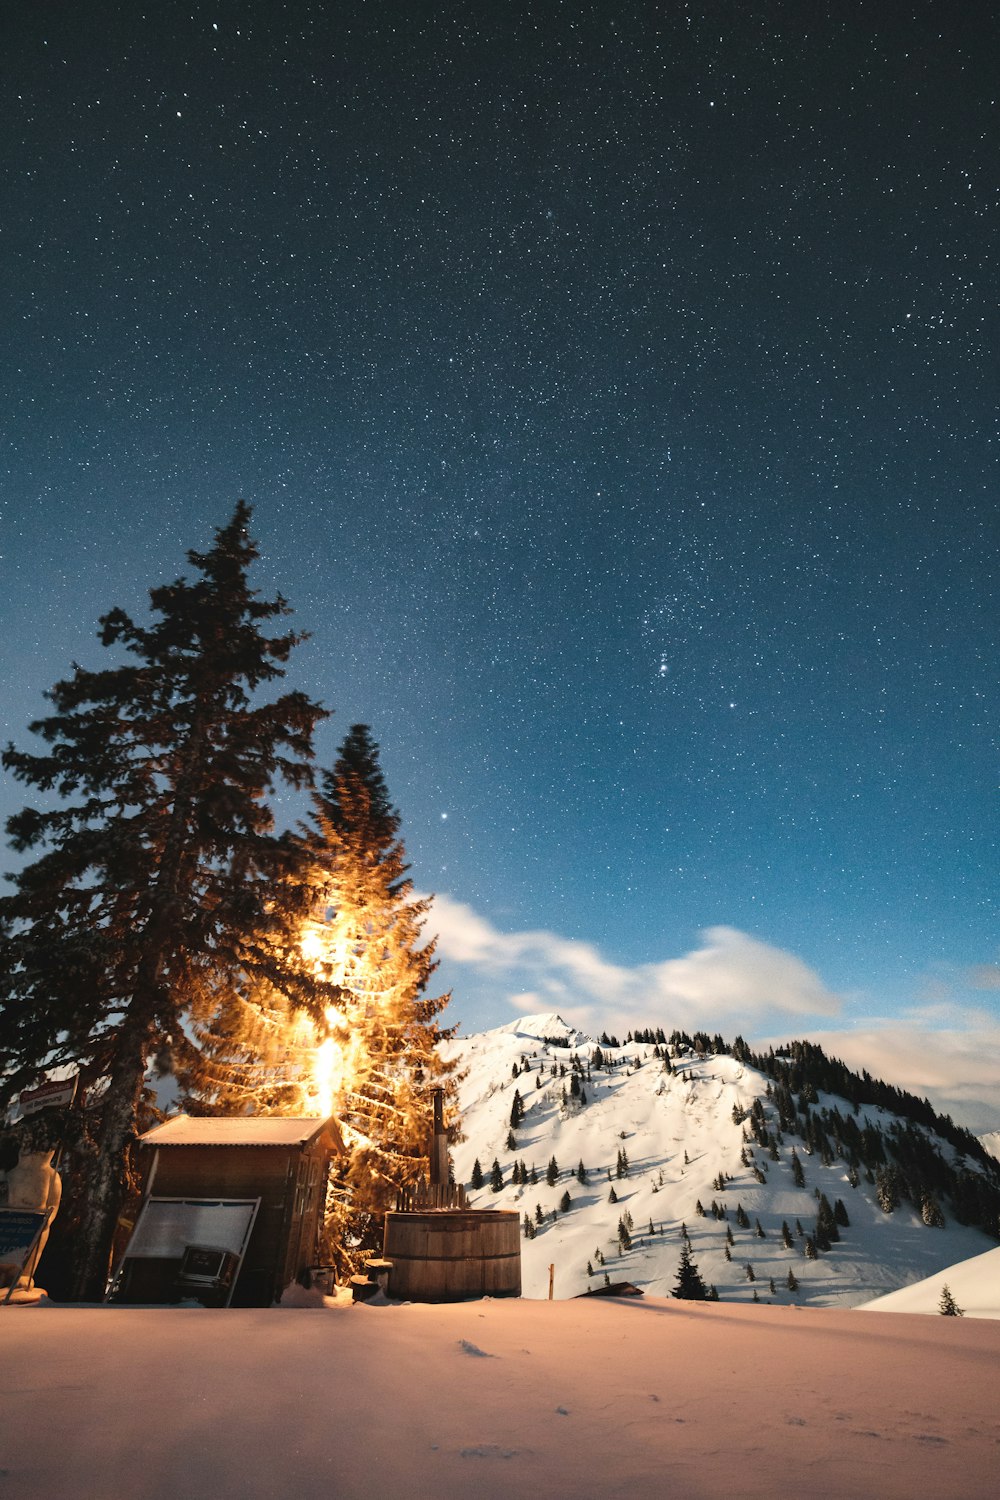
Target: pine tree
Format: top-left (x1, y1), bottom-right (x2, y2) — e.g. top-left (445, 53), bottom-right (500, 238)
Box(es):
top-left (786, 1268), bottom-right (799, 1292)
top-left (921, 1193), bottom-right (945, 1227)
top-left (671, 1241), bottom-right (709, 1301)
top-left (546, 1155), bottom-right (559, 1187)
top-left (938, 1283), bottom-right (963, 1316)
top-left (876, 1166), bottom-right (899, 1214)
top-left (506, 1128), bottom-right (517, 1152)
top-left (617, 1218), bottom-right (632, 1253)
top-left (294, 723), bottom-right (457, 1266)
top-left (790, 1148), bottom-right (805, 1188)
top-left (608, 1185), bottom-right (618, 1204)
top-left (559, 1189), bottom-right (572, 1213)
top-left (0, 503), bottom-right (327, 1300)
top-left (509, 1089), bottom-right (524, 1128)
top-left (490, 1158), bottom-right (504, 1192)
top-left (576, 1159), bottom-right (588, 1184)
top-left (470, 1158), bottom-right (484, 1190)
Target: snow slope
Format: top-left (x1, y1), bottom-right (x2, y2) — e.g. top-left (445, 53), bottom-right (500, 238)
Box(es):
top-left (4, 1298), bottom-right (999, 1500)
top-left (861, 1244), bottom-right (1000, 1320)
top-left (444, 1014), bottom-right (998, 1307)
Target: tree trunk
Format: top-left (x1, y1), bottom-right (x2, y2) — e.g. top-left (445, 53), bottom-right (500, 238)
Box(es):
top-left (70, 1004), bottom-right (155, 1301)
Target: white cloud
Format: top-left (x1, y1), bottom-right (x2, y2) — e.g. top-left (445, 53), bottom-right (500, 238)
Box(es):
top-left (427, 895), bottom-right (842, 1031)
top-left (426, 895), bottom-right (1000, 1131)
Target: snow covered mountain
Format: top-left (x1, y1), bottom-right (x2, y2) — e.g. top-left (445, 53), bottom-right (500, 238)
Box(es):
top-left (980, 1130), bottom-right (1000, 1163)
top-left (442, 1014), bottom-right (1000, 1307)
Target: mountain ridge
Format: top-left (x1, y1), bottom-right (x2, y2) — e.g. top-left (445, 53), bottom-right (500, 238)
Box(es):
top-left (442, 1014), bottom-right (1000, 1305)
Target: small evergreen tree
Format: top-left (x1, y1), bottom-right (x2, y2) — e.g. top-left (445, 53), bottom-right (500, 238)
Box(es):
top-left (938, 1284), bottom-right (963, 1316)
top-left (470, 1158), bottom-right (484, 1190)
top-left (786, 1268), bottom-right (799, 1292)
top-left (671, 1242), bottom-right (709, 1301)
top-left (608, 1185), bottom-right (618, 1204)
top-left (490, 1158), bottom-right (504, 1192)
top-left (559, 1189), bottom-right (572, 1213)
top-left (546, 1155), bottom-right (559, 1187)
top-left (576, 1159), bottom-right (588, 1184)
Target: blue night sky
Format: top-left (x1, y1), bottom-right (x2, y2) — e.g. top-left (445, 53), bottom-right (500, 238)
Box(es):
top-left (2, 4), bottom-right (997, 1127)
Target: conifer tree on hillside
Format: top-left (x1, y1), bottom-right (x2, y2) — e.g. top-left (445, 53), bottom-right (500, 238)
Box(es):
top-left (671, 1242), bottom-right (709, 1301)
top-left (0, 504), bottom-right (329, 1299)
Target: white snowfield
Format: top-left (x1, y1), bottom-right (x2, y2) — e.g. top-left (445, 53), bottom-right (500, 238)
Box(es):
top-left (4, 1297), bottom-right (999, 1500)
top-left (861, 1244), bottom-right (1000, 1320)
top-left (444, 1014), bottom-right (999, 1307)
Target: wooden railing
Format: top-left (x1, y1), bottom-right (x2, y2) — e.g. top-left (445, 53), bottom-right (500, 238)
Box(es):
top-left (394, 1180), bottom-right (468, 1212)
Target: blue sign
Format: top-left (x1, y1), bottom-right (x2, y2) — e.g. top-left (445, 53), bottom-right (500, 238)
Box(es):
top-left (0, 1209), bottom-right (48, 1300)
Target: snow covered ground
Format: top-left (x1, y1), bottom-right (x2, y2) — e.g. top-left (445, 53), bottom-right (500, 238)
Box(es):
top-left (862, 1244), bottom-right (1000, 1320)
top-left (5, 1296), bottom-right (1000, 1499)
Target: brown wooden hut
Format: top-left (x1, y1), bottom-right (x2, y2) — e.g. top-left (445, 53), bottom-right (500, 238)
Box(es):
top-left (114, 1116), bottom-right (344, 1306)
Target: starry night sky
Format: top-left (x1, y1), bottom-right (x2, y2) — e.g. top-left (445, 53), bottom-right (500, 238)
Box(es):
top-left (2, 4), bottom-right (997, 1123)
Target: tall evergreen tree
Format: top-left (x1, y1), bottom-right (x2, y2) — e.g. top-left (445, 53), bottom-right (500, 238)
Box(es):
top-left (295, 724), bottom-right (457, 1267)
top-left (0, 503), bottom-right (327, 1299)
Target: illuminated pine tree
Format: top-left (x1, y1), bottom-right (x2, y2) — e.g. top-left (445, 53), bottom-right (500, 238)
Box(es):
top-left (302, 725), bottom-right (457, 1267)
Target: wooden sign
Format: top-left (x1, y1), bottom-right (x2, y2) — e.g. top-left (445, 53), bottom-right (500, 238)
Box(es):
top-left (18, 1077), bottom-right (78, 1115)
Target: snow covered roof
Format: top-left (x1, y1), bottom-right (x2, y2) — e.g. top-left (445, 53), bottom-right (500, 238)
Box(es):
top-left (139, 1115), bottom-right (341, 1149)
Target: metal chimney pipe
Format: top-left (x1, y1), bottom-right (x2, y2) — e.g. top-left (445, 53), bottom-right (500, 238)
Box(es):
top-left (429, 1087), bottom-right (448, 1186)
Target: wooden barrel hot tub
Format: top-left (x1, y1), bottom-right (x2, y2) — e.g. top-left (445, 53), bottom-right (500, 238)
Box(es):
top-left (383, 1209), bottom-right (521, 1301)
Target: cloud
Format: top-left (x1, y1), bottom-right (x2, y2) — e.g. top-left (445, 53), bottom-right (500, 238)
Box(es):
top-left (427, 895), bottom-right (842, 1032)
top-left (426, 895), bottom-right (1000, 1132)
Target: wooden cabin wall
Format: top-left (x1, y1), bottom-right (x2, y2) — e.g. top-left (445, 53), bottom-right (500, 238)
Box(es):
top-left (140, 1140), bottom-right (331, 1305)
